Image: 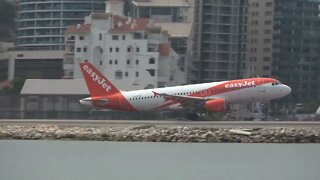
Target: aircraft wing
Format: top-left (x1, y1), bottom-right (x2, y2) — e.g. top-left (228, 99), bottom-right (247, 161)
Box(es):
top-left (153, 91), bottom-right (214, 107)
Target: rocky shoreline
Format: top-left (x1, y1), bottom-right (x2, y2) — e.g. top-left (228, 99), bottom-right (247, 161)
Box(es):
top-left (0, 125), bottom-right (319, 143)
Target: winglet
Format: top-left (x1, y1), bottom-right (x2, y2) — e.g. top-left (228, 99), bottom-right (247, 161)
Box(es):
top-left (80, 62), bottom-right (121, 97)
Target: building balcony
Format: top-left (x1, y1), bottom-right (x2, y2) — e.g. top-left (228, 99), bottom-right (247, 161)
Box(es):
top-left (18, 27), bottom-right (62, 30)
top-left (63, 63), bottom-right (74, 71)
top-left (64, 52), bottom-right (74, 59)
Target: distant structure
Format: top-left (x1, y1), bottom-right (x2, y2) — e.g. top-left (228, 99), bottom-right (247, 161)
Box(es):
top-left (189, 0), bottom-right (248, 83)
top-left (17, 0), bottom-right (105, 49)
top-left (128, 0), bottom-right (191, 23)
top-left (8, 0), bottom-right (106, 80)
top-left (246, 0), bottom-right (320, 107)
top-left (0, 42), bottom-right (14, 86)
top-left (64, 13), bottom-right (186, 90)
top-left (126, 0), bottom-right (194, 81)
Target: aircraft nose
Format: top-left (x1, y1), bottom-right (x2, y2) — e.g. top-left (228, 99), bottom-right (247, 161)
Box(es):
top-left (283, 85), bottom-right (291, 96)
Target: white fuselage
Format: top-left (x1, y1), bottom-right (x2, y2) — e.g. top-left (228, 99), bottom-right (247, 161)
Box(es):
top-left (119, 81), bottom-right (291, 111)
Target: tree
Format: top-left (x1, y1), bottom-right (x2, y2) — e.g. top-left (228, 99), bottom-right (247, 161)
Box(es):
top-left (0, 77), bottom-right (26, 94)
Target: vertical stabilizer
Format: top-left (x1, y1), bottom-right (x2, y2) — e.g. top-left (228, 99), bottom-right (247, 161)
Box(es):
top-left (316, 106), bottom-right (320, 115)
top-left (80, 62), bottom-right (121, 97)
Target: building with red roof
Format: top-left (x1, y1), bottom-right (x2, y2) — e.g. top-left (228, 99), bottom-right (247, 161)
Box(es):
top-left (64, 12), bottom-right (185, 90)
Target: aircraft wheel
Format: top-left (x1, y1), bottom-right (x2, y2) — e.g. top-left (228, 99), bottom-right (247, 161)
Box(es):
top-left (187, 113), bottom-right (198, 121)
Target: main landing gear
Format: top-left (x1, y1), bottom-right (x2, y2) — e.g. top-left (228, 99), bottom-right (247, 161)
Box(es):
top-left (186, 113), bottom-right (199, 121)
top-left (186, 110), bottom-right (211, 121)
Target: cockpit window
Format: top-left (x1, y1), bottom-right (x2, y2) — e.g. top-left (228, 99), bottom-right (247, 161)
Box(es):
top-left (272, 81), bottom-right (281, 86)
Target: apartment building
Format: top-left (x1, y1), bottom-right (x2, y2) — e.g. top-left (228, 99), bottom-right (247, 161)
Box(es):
top-left (125, 0), bottom-right (194, 80)
top-left (190, 0), bottom-right (248, 83)
top-left (246, 0), bottom-right (320, 106)
top-left (64, 13), bottom-right (185, 90)
top-left (128, 0), bottom-right (191, 23)
top-left (17, 0), bottom-right (105, 49)
top-left (8, 0), bottom-right (106, 80)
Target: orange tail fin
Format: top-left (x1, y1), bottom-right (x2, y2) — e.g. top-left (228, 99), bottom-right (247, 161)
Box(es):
top-left (80, 62), bottom-right (121, 97)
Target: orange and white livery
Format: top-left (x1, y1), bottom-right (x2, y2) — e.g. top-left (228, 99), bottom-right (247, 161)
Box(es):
top-left (80, 62), bottom-right (291, 119)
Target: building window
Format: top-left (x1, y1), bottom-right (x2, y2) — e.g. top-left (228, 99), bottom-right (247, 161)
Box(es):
top-left (127, 59), bottom-right (131, 65)
top-left (68, 36), bottom-right (75, 40)
top-left (76, 48), bottom-right (81, 52)
top-left (125, 72), bottom-right (128, 77)
top-left (79, 36), bottom-right (84, 40)
top-left (136, 47), bottom-right (140, 52)
top-left (263, 57), bottom-right (271, 62)
top-left (127, 47), bottom-right (131, 52)
top-left (99, 33), bottom-right (102, 41)
top-left (122, 35), bottom-right (126, 40)
top-left (149, 58), bottom-right (155, 64)
top-left (265, 20), bottom-right (272, 25)
top-left (264, 29), bottom-right (272, 34)
top-left (116, 47), bottom-right (119, 52)
top-left (252, 12), bottom-right (258, 16)
top-left (266, 2), bottom-right (273, 7)
top-left (251, 30), bottom-right (258, 34)
top-left (136, 59), bottom-right (139, 65)
top-left (251, 39), bottom-right (258, 43)
top-left (100, 61), bottom-right (102, 66)
top-left (112, 35), bottom-right (118, 40)
top-left (263, 66), bottom-right (270, 70)
top-left (264, 48), bottom-right (271, 52)
top-left (136, 72), bottom-right (139, 77)
top-left (115, 60), bottom-right (118, 64)
top-left (83, 47), bottom-right (87, 52)
top-left (109, 60), bottom-right (113, 64)
top-left (264, 39), bottom-right (271, 43)
top-left (115, 71), bottom-right (122, 79)
top-left (147, 69), bottom-right (155, 76)
top-left (265, 11), bottom-right (272, 16)
top-left (109, 47), bottom-right (113, 52)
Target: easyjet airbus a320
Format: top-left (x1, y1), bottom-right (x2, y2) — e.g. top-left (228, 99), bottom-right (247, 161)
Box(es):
top-left (79, 62), bottom-right (291, 120)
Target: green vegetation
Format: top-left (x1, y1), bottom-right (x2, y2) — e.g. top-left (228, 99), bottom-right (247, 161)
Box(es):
top-left (0, 77), bottom-right (25, 94)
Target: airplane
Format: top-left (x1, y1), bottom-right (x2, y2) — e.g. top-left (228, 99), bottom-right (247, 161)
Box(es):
top-left (79, 62), bottom-right (291, 120)
top-left (293, 105), bottom-right (320, 121)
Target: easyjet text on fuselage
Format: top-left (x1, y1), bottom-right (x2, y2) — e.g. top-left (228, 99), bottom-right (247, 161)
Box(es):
top-left (225, 81), bottom-right (256, 89)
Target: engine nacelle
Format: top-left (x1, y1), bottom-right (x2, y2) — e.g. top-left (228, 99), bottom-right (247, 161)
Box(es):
top-left (204, 99), bottom-right (227, 112)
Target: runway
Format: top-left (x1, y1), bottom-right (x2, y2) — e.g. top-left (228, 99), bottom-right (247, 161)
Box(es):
top-left (0, 119), bottom-right (320, 128)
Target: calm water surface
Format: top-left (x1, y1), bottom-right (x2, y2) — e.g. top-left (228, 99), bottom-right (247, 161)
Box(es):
top-left (0, 141), bottom-right (320, 180)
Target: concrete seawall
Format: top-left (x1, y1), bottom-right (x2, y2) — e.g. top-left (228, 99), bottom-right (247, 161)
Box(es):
top-left (0, 125), bottom-right (319, 143)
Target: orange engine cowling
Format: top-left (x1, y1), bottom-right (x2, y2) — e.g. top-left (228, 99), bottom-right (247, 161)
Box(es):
top-left (204, 99), bottom-right (227, 112)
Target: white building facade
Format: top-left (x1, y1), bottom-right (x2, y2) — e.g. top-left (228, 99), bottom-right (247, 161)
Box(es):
top-left (64, 13), bottom-right (185, 90)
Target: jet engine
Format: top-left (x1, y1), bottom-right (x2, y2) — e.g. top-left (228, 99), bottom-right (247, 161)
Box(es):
top-left (204, 99), bottom-right (228, 112)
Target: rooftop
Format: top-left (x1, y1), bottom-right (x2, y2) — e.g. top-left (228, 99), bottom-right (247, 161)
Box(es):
top-left (132, 0), bottom-right (189, 7)
top-left (21, 79), bottom-right (89, 95)
top-left (155, 23), bottom-right (192, 37)
top-left (66, 24), bottom-right (91, 34)
top-left (110, 16), bottom-right (151, 33)
top-left (21, 78), bottom-right (148, 94)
